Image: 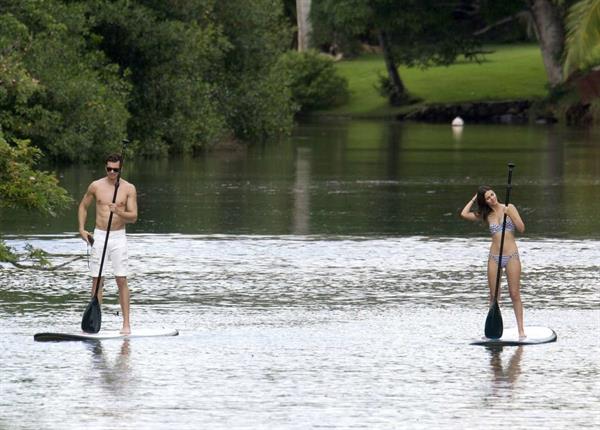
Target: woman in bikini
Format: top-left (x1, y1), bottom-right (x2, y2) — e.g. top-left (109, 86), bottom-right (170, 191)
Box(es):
top-left (461, 186), bottom-right (526, 337)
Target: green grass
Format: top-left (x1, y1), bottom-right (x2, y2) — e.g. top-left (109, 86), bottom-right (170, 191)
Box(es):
top-left (327, 44), bottom-right (549, 116)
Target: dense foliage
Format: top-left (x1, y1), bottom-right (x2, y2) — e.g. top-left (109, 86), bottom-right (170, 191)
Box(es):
top-left (0, 0), bottom-right (296, 161)
top-left (0, 2), bottom-right (130, 161)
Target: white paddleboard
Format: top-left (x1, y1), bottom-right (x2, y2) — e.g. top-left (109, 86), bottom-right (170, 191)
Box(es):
top-left (34, 328), bottom-right (179, 342)
top-left (470, 326), bottom-right (557, 346)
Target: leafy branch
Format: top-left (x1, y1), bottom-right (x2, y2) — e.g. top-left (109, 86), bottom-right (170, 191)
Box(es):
top-left (0, 242), bottom-right (84, 271)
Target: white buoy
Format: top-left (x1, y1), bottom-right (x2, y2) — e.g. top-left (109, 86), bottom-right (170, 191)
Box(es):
top-left (452, 116), bottom-right (464, 142)
top-left (452, 116), bottom-right (464, 127)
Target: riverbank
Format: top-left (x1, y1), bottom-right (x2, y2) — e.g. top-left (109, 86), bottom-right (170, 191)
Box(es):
top-left (323, 44), bottom-right (597, 125)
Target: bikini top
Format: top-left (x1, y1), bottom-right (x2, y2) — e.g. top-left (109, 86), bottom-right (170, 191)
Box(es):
top-left (489, 217), bottom-right (515, 235)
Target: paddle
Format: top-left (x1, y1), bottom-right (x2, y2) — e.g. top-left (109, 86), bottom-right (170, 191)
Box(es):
top-left (484, 162), bottom-right (515, 339)
top-left (81, 139), bottom-right (129, 333)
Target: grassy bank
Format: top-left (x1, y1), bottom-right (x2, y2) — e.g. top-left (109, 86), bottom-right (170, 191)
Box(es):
top-left (327, 44), bottom-right (548, 117)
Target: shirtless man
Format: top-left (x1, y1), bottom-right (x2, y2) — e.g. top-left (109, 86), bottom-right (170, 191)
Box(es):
top-left (78, 154), bottom-right (138, 334)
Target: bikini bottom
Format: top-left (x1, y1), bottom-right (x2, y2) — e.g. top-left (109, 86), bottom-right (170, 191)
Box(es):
top-left (489, 251), bottom-right (519, 269)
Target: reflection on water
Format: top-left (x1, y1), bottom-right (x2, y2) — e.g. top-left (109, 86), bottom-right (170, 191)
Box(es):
top-left (487, 346), bottom-right (523, 398)
top-left (89, 339), bottom-right (132, 393)
top-left (0, 120), bottom-right (599, 237)
top-left (293, 147), bottom-right (311, 235)
top-left (0, 234), bottom-right (598, 429)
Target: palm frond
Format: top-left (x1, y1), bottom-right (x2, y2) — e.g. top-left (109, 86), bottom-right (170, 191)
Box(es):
top-left (564, 0), bottom-right (600, 75)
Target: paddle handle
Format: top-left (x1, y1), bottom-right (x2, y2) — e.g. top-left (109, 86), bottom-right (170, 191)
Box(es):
top-left (92, 139), bottom-right (129, 298)
top-left (492, 162), bottom-right (515, 302)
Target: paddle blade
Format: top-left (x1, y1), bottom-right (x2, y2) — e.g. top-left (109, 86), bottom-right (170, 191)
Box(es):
top-left (484, 301), bottom-right (503, 339)
top-left (81, 296), bottom-right (102, 333)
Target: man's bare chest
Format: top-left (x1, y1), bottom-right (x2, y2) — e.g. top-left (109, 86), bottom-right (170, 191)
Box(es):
top-left (96, 185), bottom-right (128, 206)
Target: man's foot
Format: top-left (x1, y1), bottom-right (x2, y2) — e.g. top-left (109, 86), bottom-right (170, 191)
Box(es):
top-left (120, 325), bottom-right (131, 335)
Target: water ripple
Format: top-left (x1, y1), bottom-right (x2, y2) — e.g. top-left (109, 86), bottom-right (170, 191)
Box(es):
top-left (0, 235), bottom-right (598, 429)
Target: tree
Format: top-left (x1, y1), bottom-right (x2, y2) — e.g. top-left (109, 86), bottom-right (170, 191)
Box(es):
top-left (466, 1), bottom-right (582, 88)
top-left (91, 0), bottom-right (295, 153)
top-left (212, 0), bottom-right (296, 141)
top-left (420, 1), bottom-right (582, 89)
top-left (2, 1), bottom-right (297, 160)
top-left (310, 0), bottom-right (481, 105)
top-left (526, 0), bottom-right (569, 86)
top-left (0, 1), bottom-right (130, 162)
top-left (89, 0), bottom-right (229, 156)
top-left (469, 0), bottom-right (569, 88)
top-left (297, 0), bottom-right (312, 51)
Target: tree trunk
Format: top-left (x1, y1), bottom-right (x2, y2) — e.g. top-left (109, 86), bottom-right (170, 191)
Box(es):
top-left (527, 0), bottom-right (565, 87)
top-left (377, 29), bottom-right (408, 105)
top-left (296, 0), bottom-right (312, 52)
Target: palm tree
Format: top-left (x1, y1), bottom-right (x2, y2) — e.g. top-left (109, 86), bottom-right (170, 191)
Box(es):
top-left (564, 0), bottom-right (600, 75)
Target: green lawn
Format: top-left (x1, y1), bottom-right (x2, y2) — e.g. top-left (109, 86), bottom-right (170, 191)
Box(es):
top-left (328, 44), bottom-right (549, 116)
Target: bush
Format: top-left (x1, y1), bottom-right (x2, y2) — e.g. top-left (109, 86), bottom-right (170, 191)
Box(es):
top-left (276, 50), bottom-right (349, 113)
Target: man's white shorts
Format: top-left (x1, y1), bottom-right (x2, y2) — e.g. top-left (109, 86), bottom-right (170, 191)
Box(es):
top-left (89, 228), bottom-right (128, 277)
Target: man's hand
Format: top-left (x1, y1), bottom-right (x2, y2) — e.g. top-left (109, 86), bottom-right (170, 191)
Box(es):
top-left (108, 203), bottom-right (120, 214)
top-left (80, 230), bottom-right (93, 245)
top-left (108, 199), bottom-right (137, 223)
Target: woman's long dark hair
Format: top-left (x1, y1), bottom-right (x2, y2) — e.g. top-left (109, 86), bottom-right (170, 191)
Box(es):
top-left (476, 185), bottom-right (495, 221)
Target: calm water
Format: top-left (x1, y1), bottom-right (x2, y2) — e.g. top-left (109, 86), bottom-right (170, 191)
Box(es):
top-left (1, 120), bottom-right (599, 429)
top-left (1, 120), bottom-right (599, 237)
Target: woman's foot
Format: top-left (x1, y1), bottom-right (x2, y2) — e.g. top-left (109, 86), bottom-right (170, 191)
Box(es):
top-left (120, 325), bottom-right (131, 335)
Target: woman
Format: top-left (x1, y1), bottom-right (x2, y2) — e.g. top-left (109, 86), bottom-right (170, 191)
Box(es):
top-left (461, 186), bottom-right (526, 338)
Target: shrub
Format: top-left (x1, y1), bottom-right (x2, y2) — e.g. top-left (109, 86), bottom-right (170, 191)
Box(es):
top-left (276, 50), bottom-right (349, 113)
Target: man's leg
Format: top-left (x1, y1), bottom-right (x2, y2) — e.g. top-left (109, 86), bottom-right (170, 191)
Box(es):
top-left (115, 276), bottom-right (131, 334)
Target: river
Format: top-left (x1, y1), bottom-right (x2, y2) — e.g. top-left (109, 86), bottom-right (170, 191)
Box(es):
top-left (0, 119), bottom-right (598, 429)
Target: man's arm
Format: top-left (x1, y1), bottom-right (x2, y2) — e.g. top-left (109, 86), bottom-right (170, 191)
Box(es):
top-left (78, 184), bottom-right (95, 243)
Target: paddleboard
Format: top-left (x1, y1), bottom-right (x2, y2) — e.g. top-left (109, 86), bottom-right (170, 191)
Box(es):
top-left (34, 328), bottom-right (179, 342)
top-left (470, 326), bottom-right (557, 346)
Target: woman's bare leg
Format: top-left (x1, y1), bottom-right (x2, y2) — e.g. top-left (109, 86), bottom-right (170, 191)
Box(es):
top-left (487, 256), bottom-right (501, 303)
top-left (506, 257), bottom-right (525, 337)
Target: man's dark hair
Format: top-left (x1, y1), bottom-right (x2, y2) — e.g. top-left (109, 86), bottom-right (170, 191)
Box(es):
top-left (105, 154), bottom-right (123, 164)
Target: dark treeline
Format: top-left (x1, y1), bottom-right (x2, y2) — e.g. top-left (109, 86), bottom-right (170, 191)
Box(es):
top-left (0, 0), bottom-right (296, 161)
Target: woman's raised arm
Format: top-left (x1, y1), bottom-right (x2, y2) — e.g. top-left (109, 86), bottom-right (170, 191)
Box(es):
top-left (460, 194), bottom-right (479, 222)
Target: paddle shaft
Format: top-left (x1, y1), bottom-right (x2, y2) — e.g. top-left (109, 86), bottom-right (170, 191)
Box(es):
top-left (92, 139), bottom-right (129, 299)
top-left (492, 163), bottom-right (515, 302)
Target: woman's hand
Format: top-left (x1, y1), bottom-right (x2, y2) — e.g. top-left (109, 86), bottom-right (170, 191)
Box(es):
top-left (506, 204), bottom-right (525, 233)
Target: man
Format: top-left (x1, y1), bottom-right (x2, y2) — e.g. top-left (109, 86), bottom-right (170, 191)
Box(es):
top-left (78, 154), bottom-right (138, 334)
